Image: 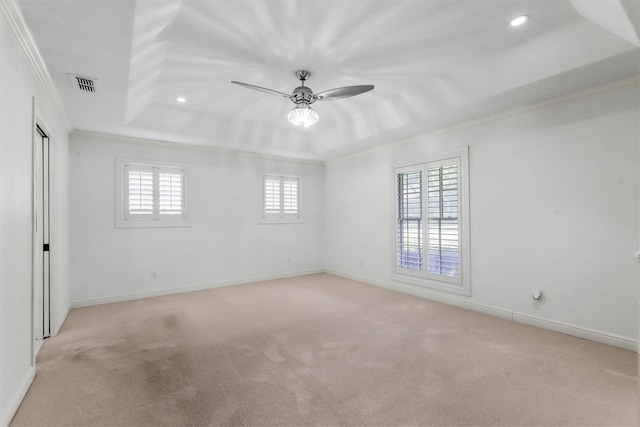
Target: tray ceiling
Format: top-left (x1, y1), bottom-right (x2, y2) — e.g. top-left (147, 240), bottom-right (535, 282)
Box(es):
top-left (16, 0), bottom-right (640, 160)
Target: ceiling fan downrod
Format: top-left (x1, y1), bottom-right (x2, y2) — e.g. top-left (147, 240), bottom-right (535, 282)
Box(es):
top-left (292, 70), bottom-right (314, 104)
top-left (295, 70), bottom-right (311, 85)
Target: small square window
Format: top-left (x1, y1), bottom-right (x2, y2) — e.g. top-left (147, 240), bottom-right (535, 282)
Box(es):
top-left (116, 159), bottom-right (190, 228)
top-left (259, 173), bottom-right (302, 224)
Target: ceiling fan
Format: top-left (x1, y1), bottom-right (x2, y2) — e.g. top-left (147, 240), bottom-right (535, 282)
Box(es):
top-left (231, 70), bottom-right (374, 128)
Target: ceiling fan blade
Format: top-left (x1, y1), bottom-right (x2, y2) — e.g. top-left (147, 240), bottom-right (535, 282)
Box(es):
top-left (230, 81), bottom-right (291, 99)
top-left (313, 85), bottom-right (374, 101)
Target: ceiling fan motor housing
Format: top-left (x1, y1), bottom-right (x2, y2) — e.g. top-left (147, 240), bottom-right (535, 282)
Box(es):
top-left (291, 86), bottom-right (314, 104)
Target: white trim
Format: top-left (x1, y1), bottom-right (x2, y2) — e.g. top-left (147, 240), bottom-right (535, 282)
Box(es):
top-left (115, 158), bottom-right (191, 228)
top-left (52, 307), bottom-right (69, 337)
top-left (68, 268), bottom-right (637, 351)
top-left (257, 171), bottom-right (304, 224)
top-left (31, 98), bottom-right (37, 366)
top-left (32, 111), bottom-right (55, 342)
top-left (326, 269), bottom-right (638, 352)
top-left (0, 0), bottom-right (72, 132)
top-left (391, 273), bottom-right (470, 296)
top-left (511, 312), bottom-right (637, 351)
top-left (32, 102), bottom-right (67, 340)
top-left (70, 269), bottom-right (324, 308)
top-left (1, 367), bottom-right (35, 427)
top-left (32, 100), bottom-right (58, 357)
top-left (393, 147), bottom-right (471, 296)
top-left (73, 130), bottom-right (324, 166)
top-left (393, 147), bottom-right (468, 171)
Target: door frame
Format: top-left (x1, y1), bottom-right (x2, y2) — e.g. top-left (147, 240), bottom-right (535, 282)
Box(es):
top-left (31, 100), bottom-right (55, 362)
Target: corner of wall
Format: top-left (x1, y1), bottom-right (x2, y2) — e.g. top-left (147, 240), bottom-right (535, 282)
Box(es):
top-left (1, 366), bottom-right (35, 427)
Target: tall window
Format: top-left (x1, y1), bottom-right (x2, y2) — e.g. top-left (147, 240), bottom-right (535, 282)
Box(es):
top-left (395, 148), bottom-right (469, 295)
top-left (117, 160), bottom-right (189, 228)
top-left (259, 174), bottom-right (302, 223)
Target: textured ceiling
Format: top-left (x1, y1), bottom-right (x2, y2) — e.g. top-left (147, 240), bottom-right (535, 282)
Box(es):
top-left (16, 0), bottom-right (640, 160)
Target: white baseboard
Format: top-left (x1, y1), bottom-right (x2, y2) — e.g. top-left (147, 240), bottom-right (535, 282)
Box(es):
top-left (511, 312), bottom-right (637, 351)
top-left (69, 268), bottom-right (637, 352)
top-left (2, 366), bottom-right (35, 427)
top-left (326, 269), bottom-right (638, 352)
top-left (70, 270), bottom-right (324, 308)
top-left (52, 307), bottom-right (69, 336)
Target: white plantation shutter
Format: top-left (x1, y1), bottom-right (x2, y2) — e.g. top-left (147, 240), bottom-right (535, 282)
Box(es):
top-left (426, 161), bottom-right (460, 279)
top-left (283, 178), bottom-right (299, 217)
top-left (395, 152), bottom-right (466, 292)
top-left (120, 161), bottom-right (188, 226)
top-left (126, 166), bottom-right (154, 219)
top-left (261, 174), bottom-right (301, 222)
top-left (264, 177), bottom-right (281, 217)
top-left (397, 168), bottom-right (423, 273)
top-left (158, 170), bottom-right (184, 218)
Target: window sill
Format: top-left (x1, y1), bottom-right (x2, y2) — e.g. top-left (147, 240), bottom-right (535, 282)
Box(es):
top-left (115, 219), bottom-right (192, 229)
top-left (392, 273), bottom-right (470, 296)
top-left (258, 218), bottom-right (304, 225)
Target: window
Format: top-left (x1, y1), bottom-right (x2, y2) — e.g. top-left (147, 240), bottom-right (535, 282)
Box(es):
top-left (259, 173), bottom-right (302, 223)
top-left (394, 148), bottom-right (470, 295)
top-left (116, 160), bottom-right (189, 228)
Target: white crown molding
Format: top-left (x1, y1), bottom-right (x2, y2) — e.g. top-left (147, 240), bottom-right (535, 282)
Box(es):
top-left (1, 0), bottom-right (72, 131)
top-left (71, 129), bottom-right (325, 166)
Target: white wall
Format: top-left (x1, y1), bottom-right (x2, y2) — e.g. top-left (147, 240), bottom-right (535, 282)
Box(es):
top-left (324, 80), bottom-right (640, 347)
top-left (0, 3), bottom-right (70, 425)
top-left (69, 133), bottom-right (324, 305)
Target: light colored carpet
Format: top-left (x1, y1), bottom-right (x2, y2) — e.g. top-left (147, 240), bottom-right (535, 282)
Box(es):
top-left (11, 273), bottom-right (638, 426)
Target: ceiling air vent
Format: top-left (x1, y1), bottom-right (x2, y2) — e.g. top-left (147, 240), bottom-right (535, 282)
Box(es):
top-left (68, 74), bottom-right (98, 93)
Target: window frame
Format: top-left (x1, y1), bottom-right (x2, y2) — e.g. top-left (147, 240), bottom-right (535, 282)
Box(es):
top-left (116, 158), bottom-right (190, 228)
top-left (392, 147), bottom-right (470, 296)
top-left (258, 172), bottom-right (303, 224)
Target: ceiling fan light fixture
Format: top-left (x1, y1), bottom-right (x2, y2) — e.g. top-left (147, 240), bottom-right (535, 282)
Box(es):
top-left (288, 103), bottom-right (319, 128)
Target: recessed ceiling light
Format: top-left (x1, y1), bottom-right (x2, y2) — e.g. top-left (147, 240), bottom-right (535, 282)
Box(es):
top-left (175, 97), bottom-right (186, 103)
top-left (510, 15), bottom-right (528, 27)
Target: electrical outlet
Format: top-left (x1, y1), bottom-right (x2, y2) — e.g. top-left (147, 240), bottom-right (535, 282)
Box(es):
top-left (151, 270), bottom-right (157, 279)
